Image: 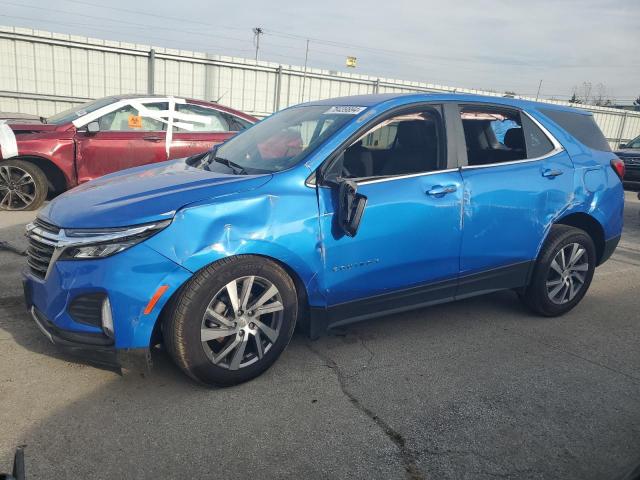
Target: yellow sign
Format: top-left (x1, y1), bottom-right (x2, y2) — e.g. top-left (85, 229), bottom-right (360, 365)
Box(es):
top-left (346, 56), bottom-right (357, 68)
top-left (128, 114), bottom-right (143, 129)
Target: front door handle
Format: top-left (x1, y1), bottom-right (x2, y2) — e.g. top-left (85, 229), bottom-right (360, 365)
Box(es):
top-left (426, 185), bottom-right (457, 196)
top-left (143, 135), bottom-right (163, 142)
top-left (542, 169), bottom-right (563, 178)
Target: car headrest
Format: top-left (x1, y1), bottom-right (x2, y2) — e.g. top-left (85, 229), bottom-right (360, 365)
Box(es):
top-left (504, 127), bottom-right (525, 150)
top-left (396, 120), bottom-right (435, 149)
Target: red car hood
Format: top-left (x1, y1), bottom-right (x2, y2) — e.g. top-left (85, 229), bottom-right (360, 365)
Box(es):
top-left (7, 123), bottom-right (65, 134)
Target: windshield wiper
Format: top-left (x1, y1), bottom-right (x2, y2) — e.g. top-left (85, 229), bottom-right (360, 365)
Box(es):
top-left (210, 156), bottom-right (248, 175)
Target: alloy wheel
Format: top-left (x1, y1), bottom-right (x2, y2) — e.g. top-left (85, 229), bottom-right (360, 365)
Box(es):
top-left (546, 242), bottom-right (589, 305)
top-left (200, 275), bottom-right (284, 370)
top-left (0, 165), bottom-right (37, 210)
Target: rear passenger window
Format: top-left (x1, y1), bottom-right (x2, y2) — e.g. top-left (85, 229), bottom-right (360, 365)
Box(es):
top-left (175, 104), bottom-right (230, 132)
top-left (521, 114), bottom-right (555, 158)
top-left (336, 109), bottom-right (444, 180)
top-left (460, 106), bottom-right (555, 166)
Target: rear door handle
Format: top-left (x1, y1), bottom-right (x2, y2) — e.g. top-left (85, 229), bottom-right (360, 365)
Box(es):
top-left (542, 169), bottom-right (563, 178)
top-left (143, 135), bottom-right (163, 142)
top-left (426, 185), bottom-right (457, 196)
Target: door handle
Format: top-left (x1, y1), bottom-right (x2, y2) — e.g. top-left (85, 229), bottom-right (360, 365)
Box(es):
top-left (143, 135), bottom-right (162, 142)
top-left (542, 169), bottom-right (563, 178)
top-left (426, 185), bottom-right (457, 196)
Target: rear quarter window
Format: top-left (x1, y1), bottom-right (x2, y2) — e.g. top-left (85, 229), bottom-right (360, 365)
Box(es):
top-left (539, 109), bottom-right (610, 152)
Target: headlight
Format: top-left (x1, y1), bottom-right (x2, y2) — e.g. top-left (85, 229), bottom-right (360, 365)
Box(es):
top-left (59, 220), bottom-right (171, 260)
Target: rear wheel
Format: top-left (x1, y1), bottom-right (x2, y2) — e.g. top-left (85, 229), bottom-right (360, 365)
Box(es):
top-left (520, 225), bottom-right (596, 316)
top-left (164, 256), bottom-right (298, 386)
top-left (0, 159), bottom-right (48, 210)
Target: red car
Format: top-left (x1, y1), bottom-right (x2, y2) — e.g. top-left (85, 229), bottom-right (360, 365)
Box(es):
top-left (0, 95), bottom-right (257, 210)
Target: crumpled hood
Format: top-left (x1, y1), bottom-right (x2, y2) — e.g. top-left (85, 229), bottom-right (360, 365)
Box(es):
top-left (40, 159), bottom-right (272, 228)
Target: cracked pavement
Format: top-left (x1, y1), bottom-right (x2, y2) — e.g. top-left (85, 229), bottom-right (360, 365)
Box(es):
top-left (1, 190), bottom-right (639, 480)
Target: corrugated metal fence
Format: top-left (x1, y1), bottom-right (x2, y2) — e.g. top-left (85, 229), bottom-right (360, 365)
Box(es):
top-left (1, 25), bottom-right (639, 148)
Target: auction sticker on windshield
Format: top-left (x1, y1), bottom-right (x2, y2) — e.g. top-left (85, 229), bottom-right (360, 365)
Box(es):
top-left (324, 106), bottom-right (367, 114)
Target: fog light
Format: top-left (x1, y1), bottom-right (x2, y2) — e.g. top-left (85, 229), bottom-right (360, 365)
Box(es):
top-left (101, 297), bottom-right (114, 339)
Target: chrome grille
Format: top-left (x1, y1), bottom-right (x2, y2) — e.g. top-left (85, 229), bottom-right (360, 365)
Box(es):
top-left (34, 218), bottom-right (60, 234)
top-left (25, 218), bottom-right (60, 279)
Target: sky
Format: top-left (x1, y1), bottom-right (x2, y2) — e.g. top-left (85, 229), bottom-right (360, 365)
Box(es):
top-left (1, 0), bottom-right (639, 102)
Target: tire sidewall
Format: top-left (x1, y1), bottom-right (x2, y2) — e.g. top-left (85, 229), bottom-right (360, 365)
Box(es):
top-left (174, 257), bottom-right (297, 386)
top-left (529, 228), bottom-right (596, 316)
top-left (0, 159), bottom-right (48, 211)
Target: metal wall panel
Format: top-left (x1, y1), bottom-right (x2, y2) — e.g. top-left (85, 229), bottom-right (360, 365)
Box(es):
top-left (1, 25), bottom-right (639, 148)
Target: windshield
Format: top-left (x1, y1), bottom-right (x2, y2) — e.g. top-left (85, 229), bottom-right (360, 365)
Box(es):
top-left (209, 105), bottom-right (362, 174)
top-left (47, 97), bottom-right (117, 125)
top-left (627, 135), bottom-right (640, 149)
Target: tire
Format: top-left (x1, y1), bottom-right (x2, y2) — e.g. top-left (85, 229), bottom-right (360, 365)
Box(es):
top-left (0, 159), bottom-right (48, 211)
top-left (520, 225), bottom-right (596, 317)
top-left (163, 255), bottom-right (298, 386)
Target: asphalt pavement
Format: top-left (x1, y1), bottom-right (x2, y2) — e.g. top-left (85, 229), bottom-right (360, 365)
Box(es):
top-left (1, 191), bottom-right (639, 480)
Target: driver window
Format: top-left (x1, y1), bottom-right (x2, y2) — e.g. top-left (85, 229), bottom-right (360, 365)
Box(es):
top-left (339, 110), bottom-right (443, 180)
top-left (97, 103), bottom-right (166, 132)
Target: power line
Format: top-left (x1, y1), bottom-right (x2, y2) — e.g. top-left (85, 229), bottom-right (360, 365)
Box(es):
top-left (58, 0), bottom-right (248, 33)
top-left (0, 1), bottom-right (252, 45)
top-left (264, 29), bottom-right (639, 69)
top-left (0, 15), bottom-right (255, 56)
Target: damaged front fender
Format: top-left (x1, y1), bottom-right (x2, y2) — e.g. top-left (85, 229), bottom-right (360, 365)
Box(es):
top-left (144, 181), bottom-right (326, 306)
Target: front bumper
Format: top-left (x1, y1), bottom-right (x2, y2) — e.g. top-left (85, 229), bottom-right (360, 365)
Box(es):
top-left (28, 304), bottom-right (119, 367)
top-left (22, 242), bottom-right (193, 364)
top-left (28, 305), bottom-right (152, 370)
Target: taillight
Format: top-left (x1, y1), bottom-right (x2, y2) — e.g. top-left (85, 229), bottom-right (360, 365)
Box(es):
top-left (610, 158), bottom-right (625, 180)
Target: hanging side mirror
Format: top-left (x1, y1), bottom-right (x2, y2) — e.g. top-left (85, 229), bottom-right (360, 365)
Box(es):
top-left (337, 179), bottom-right (367, 237)
top-left (86, 121), bottom-right (100, 134)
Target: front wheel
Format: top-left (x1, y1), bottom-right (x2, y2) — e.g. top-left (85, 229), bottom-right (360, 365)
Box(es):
top-left (163, 256), bottom-right (298, 386)
top-left (520, 225), bottom-right (596, 316)
top-left (0, 159), bottom-right (48, 211)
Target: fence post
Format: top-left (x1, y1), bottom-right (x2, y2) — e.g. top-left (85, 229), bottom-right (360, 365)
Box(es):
top-left (273, 65), bottom-right (283, 113)
top-left (373, 78), bottom-right (380, 94)
top-left (616, 111), bottom-right (629, 148)
top-left (147, 49), bottom-right (155, 95)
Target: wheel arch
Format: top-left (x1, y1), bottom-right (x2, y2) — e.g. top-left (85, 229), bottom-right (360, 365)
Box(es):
top-left (554, 212), bottom-right (605, 264)
top-left (10, 155), bottom-right (69, 193)
top-left (151, 253), bottom-right (313, 346)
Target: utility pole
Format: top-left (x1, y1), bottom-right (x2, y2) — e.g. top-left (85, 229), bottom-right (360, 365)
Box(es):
top-left (535, 79), bottom-right (543, 101)
top-left (300, 39), bottom-right (310, 103)
top-left (253, 27), bottom-right (263, 63)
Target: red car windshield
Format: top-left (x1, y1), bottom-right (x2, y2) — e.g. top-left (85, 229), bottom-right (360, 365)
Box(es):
top-left (46, 97), bottom-right (117, 125)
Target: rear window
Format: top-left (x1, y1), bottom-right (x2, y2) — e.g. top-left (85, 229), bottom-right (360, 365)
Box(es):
top-left (540, 109), bottom-right (610, 152)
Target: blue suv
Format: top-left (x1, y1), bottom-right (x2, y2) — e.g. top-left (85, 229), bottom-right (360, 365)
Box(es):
top-left (23, 94), bottom-right (625, 386)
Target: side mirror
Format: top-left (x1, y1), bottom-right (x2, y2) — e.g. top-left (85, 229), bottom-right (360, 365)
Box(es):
top-left (337, 179), bottom-right (367, 237)
top-left (86, 121), bottom-right (100, 134)
top-left (619, 143), bottom-right (628, 149)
